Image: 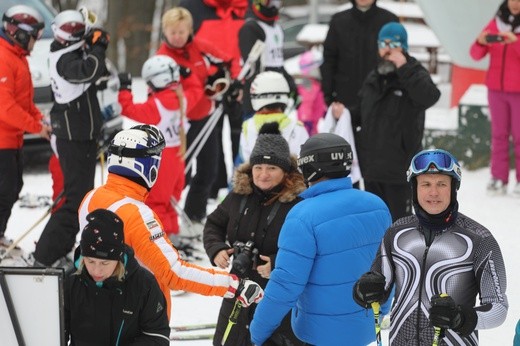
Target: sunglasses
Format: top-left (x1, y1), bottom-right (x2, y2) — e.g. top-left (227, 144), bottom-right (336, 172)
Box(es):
top-left (378, 40), bottom-right (402, 49)
top-left (408, 149), bottom-right (461, 181)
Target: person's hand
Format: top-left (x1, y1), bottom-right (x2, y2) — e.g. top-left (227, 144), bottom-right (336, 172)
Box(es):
top-left (256, 255), bottom-right (271, 279)
top-left (225, 275), bottom-right (264, 307)
top-left (86, 29), bottom-right (110, 49)
top-left (385, 50), bottom-right (407, 68)
top-left (429, 293), bottom-right (477, 336)
top-left (476, 30), bottom-right (490, 45)
top-left (331, 101), bottom-right (345, 120)
top-left (118, 72), bottom-right (132, 91)
top-left (39, 122), bottom-right (52, 140)
top-left (214, 248), bottom-right (233, 269)
top-left (501, 31), bottom-right (518, 44)
top-left (353, 271), bottom-right (386, 308)
top-left (225, 80), bottom-right (243, 103)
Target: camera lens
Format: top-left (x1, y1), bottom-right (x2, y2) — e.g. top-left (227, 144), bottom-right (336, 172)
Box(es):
top-left (232, 253), bottom-right (252, 277)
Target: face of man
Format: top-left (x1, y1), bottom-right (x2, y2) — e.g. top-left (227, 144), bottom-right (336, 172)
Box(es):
top-left (355, 0), bottom-right (376, 8)
top-left (416, 174), bottom-right (452, 215)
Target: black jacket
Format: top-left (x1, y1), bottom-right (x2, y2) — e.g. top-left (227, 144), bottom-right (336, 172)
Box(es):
top-left (64, 245), bottom-right (170, 346)
top-left (203, 159), bottom-right (306, 346)
top-left (355, 55), bottom-right (441, 184)
top-left (50, 41), bottom-right (106, 141)
top-left (320, 4), bottom-right (398, 107)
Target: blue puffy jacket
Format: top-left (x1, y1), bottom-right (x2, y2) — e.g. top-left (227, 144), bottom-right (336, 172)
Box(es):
top-left (250, 177), bottom-right (392, 346)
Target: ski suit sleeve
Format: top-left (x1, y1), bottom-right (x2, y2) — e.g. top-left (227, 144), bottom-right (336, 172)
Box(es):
top-left (239, 20), bottom-right (265, 79)
top-left (120, 203), bottom-right (232, 296)
top-left (56, 44), bottom-right (107, 84)
top-left (473, 233), bottom-right (508, 330)
top-left (250, 214), bottom-right (315, 345)
top-left (129, 270), bottom-right (170, 346)
top-left (203, 194), bottom-right (233, 266)
top-left (118, 90), bottom-right (161, 124)
top-left (369, 232), bottom-right (396, 316)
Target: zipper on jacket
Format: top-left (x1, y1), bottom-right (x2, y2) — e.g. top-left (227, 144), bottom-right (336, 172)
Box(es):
top-left (500, 45), bottom-right (508, 91)
top-left (416, 227), bottom-right (434, 346)
top-left (115, 319), bottom-right (125, 346)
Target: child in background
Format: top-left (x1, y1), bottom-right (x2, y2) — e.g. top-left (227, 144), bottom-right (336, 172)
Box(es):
top-left (117, 55), bottom-right (187, 242)
top-left (296, 47), bottom-right (327, 136)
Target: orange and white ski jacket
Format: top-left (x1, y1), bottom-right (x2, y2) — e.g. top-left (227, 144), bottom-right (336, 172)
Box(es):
top-left (79, 173), bottom-right (233, 316)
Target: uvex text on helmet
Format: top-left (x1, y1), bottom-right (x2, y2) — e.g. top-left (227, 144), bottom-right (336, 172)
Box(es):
top-left (298, 133), bottom-right (353, 183)
top-left (142, 55), bottom-right (180, 90)
top-left (52, 10), bottom-right (86, 44)
top-left (107, 125), bottom-right (166, 188)
top-left (250, 71), bottom-right (290, 112)
top-left (2, 5), bottom-right (44, 50)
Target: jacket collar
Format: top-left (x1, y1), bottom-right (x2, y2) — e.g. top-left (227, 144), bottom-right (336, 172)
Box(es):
top-left (106, 173), bottom-right (149, 201)
top-left (300, 177), bottom-right (352, 199)
top-left (0, 29), bottom-right (28, 57)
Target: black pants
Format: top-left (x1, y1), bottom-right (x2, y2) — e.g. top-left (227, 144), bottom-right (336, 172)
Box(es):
top-left (0, 149), bottom-right (24, 237)
top-left (184, 117), bottom-right (218, 221)
top-left (364, 180), bottom-right (412, 222)
top-left (211, 101), bottom-right (242, 198)
top-left (34, 138), bottom-right (97, 265)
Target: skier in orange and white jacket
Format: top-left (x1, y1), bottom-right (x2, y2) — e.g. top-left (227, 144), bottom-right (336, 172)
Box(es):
top-left (79, 125), bottom-right (263, 319)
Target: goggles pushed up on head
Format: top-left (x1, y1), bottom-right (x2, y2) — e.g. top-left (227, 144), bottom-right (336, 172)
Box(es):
top-left (407, 149), bottom-right (461, 182)
top-left (378, 40), bottom-right (402, 49)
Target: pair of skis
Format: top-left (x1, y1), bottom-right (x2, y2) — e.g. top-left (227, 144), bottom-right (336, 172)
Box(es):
top-left (170, 322), bottom-right (216, 341)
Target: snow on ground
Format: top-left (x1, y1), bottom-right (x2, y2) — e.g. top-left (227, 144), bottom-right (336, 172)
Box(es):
top-left (3, 78), bottom-right (520, 345)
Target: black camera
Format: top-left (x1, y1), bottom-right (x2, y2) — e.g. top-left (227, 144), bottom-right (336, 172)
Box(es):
top-left (232, 240), bottom-right (259, 278)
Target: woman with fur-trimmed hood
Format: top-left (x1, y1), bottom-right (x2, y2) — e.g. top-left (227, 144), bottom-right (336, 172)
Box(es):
top-left (203, 122), bottom-right (306, 346)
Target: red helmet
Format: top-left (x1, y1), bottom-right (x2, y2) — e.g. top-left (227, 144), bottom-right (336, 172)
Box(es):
top-left (2, 5), bottom-right (44, 50)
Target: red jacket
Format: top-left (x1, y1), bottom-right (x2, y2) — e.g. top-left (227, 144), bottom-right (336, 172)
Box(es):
top-left (470, 18), bottom-right (520, 92)
top-left (0, 35), bottom-right (43, 149)
top-left (156, 37), bottom-right (232, 120)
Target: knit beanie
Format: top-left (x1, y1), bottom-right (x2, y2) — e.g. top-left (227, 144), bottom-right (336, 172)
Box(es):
top-left (378, 22), bottom-right (408, 51)
top-left (250, 122), bottom-right (291, 172)
top-left (80, 209), bottom-right (125, 261)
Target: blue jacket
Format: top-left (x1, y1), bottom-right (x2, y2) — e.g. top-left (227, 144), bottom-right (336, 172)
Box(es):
top-left (250, 177), bottom-right (392, 346)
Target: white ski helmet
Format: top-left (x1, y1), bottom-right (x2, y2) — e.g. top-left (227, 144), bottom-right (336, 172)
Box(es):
top-left (250, 71), bottom-right (289, 112)
top-left (52, 10), bottom-right (86, 44)
top-left (107, 125), bottom-right (166, 189)
top-left (2, 5), bottom-right (44, 50)
top-left (141, 55), bottom-right (180, 90)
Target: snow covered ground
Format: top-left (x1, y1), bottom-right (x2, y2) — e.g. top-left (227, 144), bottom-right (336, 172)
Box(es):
top-left (3, 79), bottom-right (520, 345)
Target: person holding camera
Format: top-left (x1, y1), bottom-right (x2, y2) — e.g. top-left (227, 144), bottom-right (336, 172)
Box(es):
top-left (34, 8), bottom-right (110, 267)
top-left (203, 122), bottom-right (306, 346)
top-left (470, 0), bottom-right (520, 196)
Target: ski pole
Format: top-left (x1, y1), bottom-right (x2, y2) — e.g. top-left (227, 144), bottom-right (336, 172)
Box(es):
top-left (0, 191), bottom-right (64, 262)
top-left (432, 293), bottom-right (448, 346)
top-left (184, 105), bottom-right (223, 160)
top-left (221, 299), bottom-right (242, 346)
top-left (371, 301), bottom-right (382, 346)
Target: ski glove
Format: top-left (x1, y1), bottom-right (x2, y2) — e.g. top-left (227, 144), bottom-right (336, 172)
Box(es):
top-left (225, 275), bottom-right (264, 307)
top-left (86, 29), bottom-right (110, 49)
top-left (353, 271), bottom-right (387, 308)
top-left (225, 80), bottom-right (243, 103)
top-left (429, 294), bottom-right (478, 336)
top-left (118, 73), bottom-right (132, 91)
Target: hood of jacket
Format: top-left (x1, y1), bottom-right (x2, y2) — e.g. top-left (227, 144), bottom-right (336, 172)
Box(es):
top-left (232, 156), bottom-right (306, 203)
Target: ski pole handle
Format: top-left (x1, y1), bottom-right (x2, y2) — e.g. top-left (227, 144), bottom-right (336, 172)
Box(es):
top-left (221, 299), bottom-right (242, 345)
top-left (431, 293), bottom-right (448, 346)
top-left (371, 301), bottom-right (382, 346)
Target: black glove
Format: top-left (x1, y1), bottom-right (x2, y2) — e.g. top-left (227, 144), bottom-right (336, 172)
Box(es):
top-left (353, 271), bottom-right (387, 308)
top-left (118, 72), bottom-right (132, 91)
top-left (225, 79), bottom-right (243, 103)
top-left (86, 29), bottom-right (110, 49)
top-left (429, 294), bottom-right (477, 336)
top-left (179, 66), bottom-right (191, 78)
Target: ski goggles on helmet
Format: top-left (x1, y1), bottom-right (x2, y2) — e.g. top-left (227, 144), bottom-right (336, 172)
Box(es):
top-left (407, 149), bottom-right (461, 182)
top-left (256, 0), bottom-right (282, 9)
top-left (378, 40), bottom-right (402, 49)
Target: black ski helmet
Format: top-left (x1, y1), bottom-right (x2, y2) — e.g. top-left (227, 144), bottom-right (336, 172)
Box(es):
top-left (297, 133), bottom-right (352, 184)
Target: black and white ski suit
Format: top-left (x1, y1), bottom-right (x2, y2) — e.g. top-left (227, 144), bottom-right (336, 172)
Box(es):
top-left (371, 213), bottom-right (508, 345)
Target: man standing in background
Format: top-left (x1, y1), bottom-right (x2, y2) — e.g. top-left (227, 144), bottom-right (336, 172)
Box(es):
top-left (321, 0), bottom-right (397, 122)
top-left (0, 5), bottom-right (51, 246)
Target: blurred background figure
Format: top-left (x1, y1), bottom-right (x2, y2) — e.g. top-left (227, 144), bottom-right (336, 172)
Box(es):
top-left (470, 0), bottom-right (520, 197)
top-left (296, 47), bottom-right (327, 136)
top-left (0, 4), bottom-right (51, 247)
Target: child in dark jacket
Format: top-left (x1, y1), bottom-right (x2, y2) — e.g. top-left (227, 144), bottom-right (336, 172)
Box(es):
top-left (64, 209), bottom-right (170, 345)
